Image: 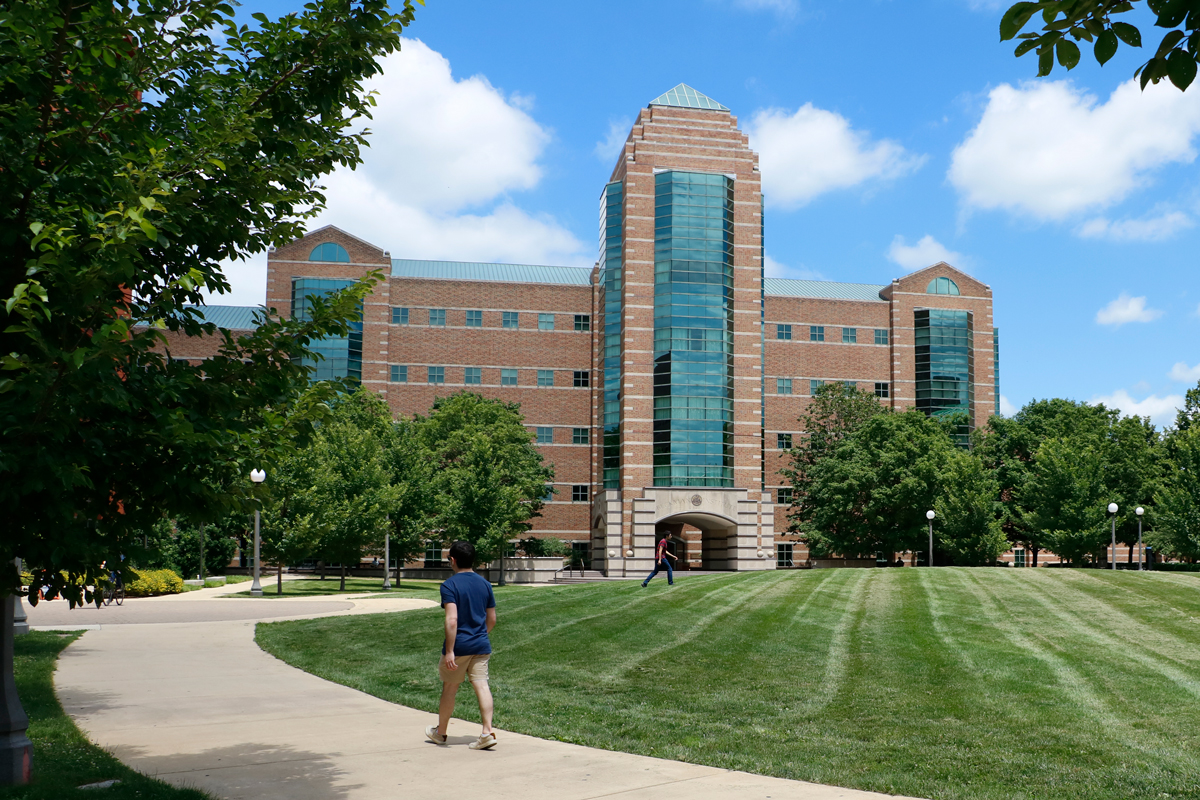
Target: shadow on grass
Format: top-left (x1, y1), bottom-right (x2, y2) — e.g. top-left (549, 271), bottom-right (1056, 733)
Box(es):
top-left (224, 578), bottom-right (444, 599)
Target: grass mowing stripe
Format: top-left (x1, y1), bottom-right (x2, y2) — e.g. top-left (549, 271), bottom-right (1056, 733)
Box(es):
top-left (916, 566), bottom-right (980, 673)
top-left (801, 570), bottom-right (868, 716)
top-left (1056, 570), bottom-right (1200, 637)
top-left (1013, 571), bottom-right (1200, 690)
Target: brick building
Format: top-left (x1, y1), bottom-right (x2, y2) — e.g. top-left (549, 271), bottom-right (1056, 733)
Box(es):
top-left (203, 84), bottom-right (998, 573)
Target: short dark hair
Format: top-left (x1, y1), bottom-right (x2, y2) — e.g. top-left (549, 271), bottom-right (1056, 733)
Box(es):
top-left (448, 540), bottom-right (475, 569)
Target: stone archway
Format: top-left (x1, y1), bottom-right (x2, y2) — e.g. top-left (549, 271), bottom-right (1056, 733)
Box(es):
top-left (654, 511), bottom-right (740, 571)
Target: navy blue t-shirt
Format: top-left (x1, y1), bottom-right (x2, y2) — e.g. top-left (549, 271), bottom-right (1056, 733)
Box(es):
top-left (440, 571), bottom-right (496, 656)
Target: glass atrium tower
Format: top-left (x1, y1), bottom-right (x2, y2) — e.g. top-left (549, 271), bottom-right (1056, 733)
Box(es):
top-left (592, 85), bottom-right (774, 573)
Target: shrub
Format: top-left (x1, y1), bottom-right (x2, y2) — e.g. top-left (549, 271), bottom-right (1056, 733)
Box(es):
top-left (125, 568), bottom-right (184, 597)
top-left (518, 536), bottom-right (567, 558)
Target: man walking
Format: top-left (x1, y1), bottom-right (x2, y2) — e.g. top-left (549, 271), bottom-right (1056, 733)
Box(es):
top-left (425, 540), bottom-right (498, 750)
top-left (641, 534), bottom-right (678, 587)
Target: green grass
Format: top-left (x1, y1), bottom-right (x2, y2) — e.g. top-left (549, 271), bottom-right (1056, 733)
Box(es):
top-left (257, 569), bottom-right (1200, 800)
top-left (180, 575), bottom-right (252, 592)
top-left (0, 632), bottom-right (208, 800)
top-left (226, 576), bottom-right (444, 598)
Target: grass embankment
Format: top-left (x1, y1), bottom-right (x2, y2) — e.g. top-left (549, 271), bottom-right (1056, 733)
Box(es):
top-left (258, 569), bottom-right (1200, 800)
top-left (0, 632), bottom-right (207, 800)
top-left (227, 576), bottom-right (443, 598)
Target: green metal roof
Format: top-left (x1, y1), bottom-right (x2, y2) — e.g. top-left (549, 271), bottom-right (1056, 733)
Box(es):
top-left (391, 259), bottom-right (592, 286)
top-left (763, 278), bottom-right (887, 302)
top-left (649, 84), bottom-right (729, 112)
top-left (185, 305), bottom-right (264, 329)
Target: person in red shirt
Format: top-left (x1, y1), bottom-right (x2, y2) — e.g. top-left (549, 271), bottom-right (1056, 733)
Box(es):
top-left (641, 535), bottom-right (678, 587)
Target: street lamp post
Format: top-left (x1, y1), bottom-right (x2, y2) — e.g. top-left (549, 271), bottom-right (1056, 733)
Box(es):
top-left (250, 469), bottom-right (266, 596)
top-left (1136, 506), bottom-right (1144, 571)
top-left (382, 533), bottom-right (392, 590)
top-left (926, 510), bottom-right (936, 567)
top-left (1107, 502), bottom-right (1118, 571)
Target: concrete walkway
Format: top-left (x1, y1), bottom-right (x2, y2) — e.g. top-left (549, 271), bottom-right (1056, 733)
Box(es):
top-left (47, 590), bottom-right (920, 800)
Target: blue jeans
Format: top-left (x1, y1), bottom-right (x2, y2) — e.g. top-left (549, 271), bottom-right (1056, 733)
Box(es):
top-left (643, 558), bottom-right (673, 585)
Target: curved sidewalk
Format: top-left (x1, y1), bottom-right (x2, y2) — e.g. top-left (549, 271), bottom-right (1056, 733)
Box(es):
top-left (50, 592), bottom-right (920, 800)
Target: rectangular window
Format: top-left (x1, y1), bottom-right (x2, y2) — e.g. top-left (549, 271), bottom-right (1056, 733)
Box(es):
top-left (465, 310), bottom-right (483, 328)
top-left (810, 325), bottom-right (825, 342)
top-left (427, 366), bottom-right (444, 385)
top-left (776, 433), bottom-right (793, 450)
top-left (1014, 549), bottom-right (1026, 568)
top-left (501, 368), bottom-right (518, 386)
top-left (842, 327), bottom-right (857, 344)
top-left (573, 370), bottom-right (590, 388)
top-left (572, 485), bottom-right (589, 503)
top-left (810, 379), bottom-right (824, 396)
top-left (502, 311), bottom-right (519, 329)
top-left (776, 542), bottom-right (794, 568)
top-left (843, 380), bottom-right (856, 389)
top-left (777, 324), bottom-right (792, 341)
top-left (574, 314), bottom-right (591, 332)
top-left (428, 308), bottom-right (446, 326)
top-left (538, 313), bottom-right (555, 331)
top-left (537, 369), bottom-right (555, 387)
top-left (391, 307), bottom-right (409, 325)
top-left (389, 365), bottom-right (407, 383)
top-left (542, 486), bottom-right (555, 502)
top-left (777, 488), bottom-right (793, 505)
top-left (776, 378), bottom-right (792, 395)
top-left (424, 541), bottom-right (443, 568)
top-left (875, 382), bottom-right (890, 398)
top-left (464, 367), bottom-right (481, 385)
top-left (536, 427), bottom-right (554, 445)
top-left (875, 329), bottom-right (889, 346)
top-left (570, 541), bottom-right (591, 567)
top-left (573, 427), bottom-right (590, 445)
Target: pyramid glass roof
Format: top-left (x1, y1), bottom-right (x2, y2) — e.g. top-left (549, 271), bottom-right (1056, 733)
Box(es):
top-left (649, 84), bottom-right (729, 112)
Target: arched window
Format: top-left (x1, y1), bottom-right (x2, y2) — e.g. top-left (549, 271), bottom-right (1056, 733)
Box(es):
top-left (926, 276), bottom-right (960, 296)
top-left (309, 242), bottom-right (350, 263)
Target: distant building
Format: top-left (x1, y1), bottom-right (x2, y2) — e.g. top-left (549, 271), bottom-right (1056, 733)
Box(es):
top-left (206, 85), bottom-right (999, 572)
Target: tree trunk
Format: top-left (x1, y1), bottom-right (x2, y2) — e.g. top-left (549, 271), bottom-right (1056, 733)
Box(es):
top-left (277, 563), bottom-right (282, 595)
top-left (1031, 547), bottom-right (1039, 567)
top-left (339, 564), bottom-right (346, 592)
top-left (0, 596), bottom-right (32, 784)
top-left (319, 561), bottom-right (325, 580)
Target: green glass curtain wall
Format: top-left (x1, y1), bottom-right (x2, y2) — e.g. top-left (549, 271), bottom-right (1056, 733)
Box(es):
top-left (914, 308), bottom-right (973, 431)
top-left (600, 182), bottom-right (623, 489)
top-left (291, 278), bottom-right (362, 382)
top-left (652, 171), bottom-right (734, 487)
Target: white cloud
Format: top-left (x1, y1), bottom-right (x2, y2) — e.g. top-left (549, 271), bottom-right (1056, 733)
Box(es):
top-left (1078, 210), bottom-right (1193, 241)
top-left (764, 255), bottom-right (827, 281)
top-left (1169, 362), bottom-right (1200, 382)
top-left (746, 105), bottom-right (926, 209)
top-left (1095, 292), bottom-right (1164, 326)
top-left (1091, 389), bottom-right (1184, 428)
top-left (887, 235), bottom-right (963, 270)
top-left (594, 117), bottom-right (632, 163)
top-left (998, 395), bottom-right (1018, 417)
top-left (949, 79), bottom-right (1200, 220)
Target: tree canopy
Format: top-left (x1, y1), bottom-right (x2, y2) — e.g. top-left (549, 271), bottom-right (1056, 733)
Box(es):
top-left (0, 0), bottom-right (422, 604)
top-left (1000, 1), bottom-right (1200, 90)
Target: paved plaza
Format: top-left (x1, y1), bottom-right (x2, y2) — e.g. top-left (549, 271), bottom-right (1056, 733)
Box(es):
top-left (34, 583), bottom-right (919, 800)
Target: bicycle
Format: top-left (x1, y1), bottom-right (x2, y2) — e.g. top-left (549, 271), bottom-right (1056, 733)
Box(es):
top-left (103, 577), bottom-right (125, 606)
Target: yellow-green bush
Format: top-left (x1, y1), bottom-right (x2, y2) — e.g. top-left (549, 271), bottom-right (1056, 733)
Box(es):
top-left (125, 568), bottom-right (184, 597)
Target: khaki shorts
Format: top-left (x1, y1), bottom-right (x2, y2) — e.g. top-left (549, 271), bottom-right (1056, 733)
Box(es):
top-left (438, 653), bottom-right (490, 686)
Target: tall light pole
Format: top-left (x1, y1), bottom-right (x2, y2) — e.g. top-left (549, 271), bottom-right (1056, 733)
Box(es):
top-left (1107, 502), bottom-right (1118, 571)
top-left (382, 532), bottom-right (392, 590)
top-left (1136, 506), bottom-right (1144, 571)
top-left (926, 510), bottom-right (936, 567)
top-left (250, 469), bottom-right (266, 596)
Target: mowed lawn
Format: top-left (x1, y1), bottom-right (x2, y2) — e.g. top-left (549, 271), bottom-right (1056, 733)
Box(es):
top-left (256, 569), bottom-right (1200, 800)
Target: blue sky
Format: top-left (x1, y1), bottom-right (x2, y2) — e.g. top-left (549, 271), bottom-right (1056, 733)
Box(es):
top-left (216, 0), bottom-right (1200, 428)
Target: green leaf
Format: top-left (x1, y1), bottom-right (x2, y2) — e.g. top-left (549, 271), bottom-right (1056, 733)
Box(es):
top-left (1057, 39), bottom-right (1082, 69)
top-left (1113, 22), bottom-right (1142, 47)
top-left (1167, 49), bottom-right (1198, 89)
top-left (1095, 30), bottom-right (1119, 65)
top-left (138, 219), bottom-right (158, 241)
top-left (1000, 2), bottom-right (1041, 41)
top-left (1038, 46), bottom-right (1056, 76)
top-left (1156, 29), bottom-right (1186, 58)
top-left (1015, 38), bottom-right (1040, 56)
top-left (1154, 0), bottom-right (1189, 28)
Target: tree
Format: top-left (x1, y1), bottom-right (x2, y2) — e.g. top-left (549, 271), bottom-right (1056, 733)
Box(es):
top-left (1148, 427), bottom-right (1200, 561)
top-left (934, 450), bottom-right (1010, 566)
top-left (1000, 1), bottom-right (1200, 90)
top-left (972, 413), bottom-right (1043, 562)
top-left (420, 393), bottom-right (554, 565)
top-left (1, 0), bottom-right (421, 604)
top-left (1021, 436), bottom-right (1109, 565)
top-left (797, 411), bottom-right (954, 559)
top-left (781, 382), bottom-right (885, 542)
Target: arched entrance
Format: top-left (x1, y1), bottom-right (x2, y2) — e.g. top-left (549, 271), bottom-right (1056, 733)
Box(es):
top-left (654, 512), bottom-right (739, 571)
